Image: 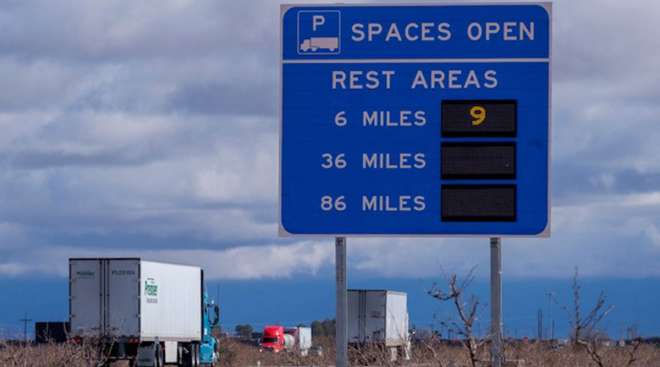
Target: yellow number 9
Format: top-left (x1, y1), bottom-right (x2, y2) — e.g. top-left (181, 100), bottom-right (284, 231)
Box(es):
top-left (470, 105), bottom-right (486, 126)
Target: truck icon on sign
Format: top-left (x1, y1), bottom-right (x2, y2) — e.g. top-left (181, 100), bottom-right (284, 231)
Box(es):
top-left (297, 10), bottom-right (341, 55)
top-left (299, 37), bottom-right (339, 52)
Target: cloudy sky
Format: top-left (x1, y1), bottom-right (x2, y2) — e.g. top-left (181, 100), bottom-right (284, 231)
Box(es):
top-left (0, 0), bottom-right (659, 282)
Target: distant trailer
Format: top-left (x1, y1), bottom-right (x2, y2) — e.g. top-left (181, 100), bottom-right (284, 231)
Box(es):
top-left (35, 322), bottom-right (70, 344)
top-left (299, 37), bottom-right (338, 52)
top-left (348, 289), bottom-right (411, 361)
top-left (284, 326), bottom-right (312, 356)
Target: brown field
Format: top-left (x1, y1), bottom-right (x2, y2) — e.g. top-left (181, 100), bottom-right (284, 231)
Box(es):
top-left (0, 340), bottom-right (105, 367)
top-left (2, 337), bottom-right (659, 367)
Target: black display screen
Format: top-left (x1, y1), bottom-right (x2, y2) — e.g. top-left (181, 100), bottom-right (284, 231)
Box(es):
top-left (441, 185), bottom-right (516, 221)
top-left (441, 143), bottom-right (516, 179)
top-left (442, 100), bottom-right (517, 137)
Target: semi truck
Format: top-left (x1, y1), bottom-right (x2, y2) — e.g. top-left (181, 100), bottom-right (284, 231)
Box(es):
top-left (260, 325), bottom-right (312, 356)
top-left (69, 258), bottom-right (220, 367)
top-left (348, 289), bottom-right (411, 361)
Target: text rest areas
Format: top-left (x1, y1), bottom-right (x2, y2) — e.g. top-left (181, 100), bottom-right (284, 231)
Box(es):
top-left (332, 69), bottom-right (497, 90)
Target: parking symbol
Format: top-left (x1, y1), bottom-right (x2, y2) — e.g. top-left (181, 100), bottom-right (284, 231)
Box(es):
top-left (297, 11), bottom-right (340, 55)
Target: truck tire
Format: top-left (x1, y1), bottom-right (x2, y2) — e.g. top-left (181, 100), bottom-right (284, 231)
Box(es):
top-left (192, 343), bottom-right (200, 367)
top-left (155, 343), bottom-right (164, 367)
top-left (177, 344), bottom-right (184, 366)
top-left (178, 343), bottom-right (191, 367)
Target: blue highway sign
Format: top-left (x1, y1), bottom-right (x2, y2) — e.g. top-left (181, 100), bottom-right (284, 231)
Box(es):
top-left (280, 3), bottom-right (551, 236)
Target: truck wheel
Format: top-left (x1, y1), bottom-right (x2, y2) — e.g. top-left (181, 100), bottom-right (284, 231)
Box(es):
top-left (192, 343), bottom-right (200, 367)
top-left (155, 343), bottom-right (164, 367)
top-left (177, 344), bottom-right (184, 366)
top-left (179, 343), bottom-right (192, 367)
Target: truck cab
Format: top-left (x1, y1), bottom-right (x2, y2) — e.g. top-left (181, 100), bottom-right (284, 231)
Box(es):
top-left (259, 325), bottom-right (312, 356)
top-left (260, 325), bottom-right (285, 352)
top-left (200, 293), bottom-right (220, 364)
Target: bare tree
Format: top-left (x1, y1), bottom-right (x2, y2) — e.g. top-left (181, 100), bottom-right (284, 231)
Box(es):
top-left (562, 267), bottom-right (614, 367)
top-left (567, 267), bottom-right (613, 344)
top-left (624, 338), bottom-right (643, 367)
top-left (428, 267), bottom-right (485, 367)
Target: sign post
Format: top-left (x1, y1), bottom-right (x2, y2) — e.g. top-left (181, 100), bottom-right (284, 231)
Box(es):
top-left (335, 237), bottom-right (348, 367)
top-left (280, 3), bottom-right (551, 365)
top-left (490, 237), bottom-right (503, 367)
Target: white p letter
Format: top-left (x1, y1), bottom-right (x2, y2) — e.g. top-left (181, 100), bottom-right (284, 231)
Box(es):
top-left (312, 15), bottom-right (325, 31)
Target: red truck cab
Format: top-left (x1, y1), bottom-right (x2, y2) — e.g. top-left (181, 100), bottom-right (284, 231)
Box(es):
top-left (260, 325), bottom-right (285, 352)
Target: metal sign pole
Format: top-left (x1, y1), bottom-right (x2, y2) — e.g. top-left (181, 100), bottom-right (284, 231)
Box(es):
top-left (490, 237), bottom-right (503, 367)
top-left (335, 236), bottom-right (348, 367)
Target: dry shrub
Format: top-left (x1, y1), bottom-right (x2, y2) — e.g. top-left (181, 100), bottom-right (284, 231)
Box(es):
top-left (348, 343), bottom-right (399, 366)
top-left (217, 335), bottom-right (336, 367)
top-left (412, 337), bottom-right (487, 367)
top-left (0, 340), bottom-right (106, 367)
top-left (505, 341), bottom-right (660, 367)
top-left (214, 337), bottom-right (302, 367)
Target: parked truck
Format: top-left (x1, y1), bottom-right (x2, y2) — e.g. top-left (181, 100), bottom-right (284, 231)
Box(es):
top-left (260, 325), bottom-right (312, 356)
top-left (69, 258), bottom-right (220, 367)
top-left (348, 289), bottom-right (411, 361)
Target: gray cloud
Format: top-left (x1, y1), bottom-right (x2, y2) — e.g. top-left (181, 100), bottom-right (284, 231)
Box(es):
top-left (0, 1), bottom-right (278, 62)
top-left (553, 0), bottom-right (660, 83)
top-left (167, 81), bottom-right (276, 116)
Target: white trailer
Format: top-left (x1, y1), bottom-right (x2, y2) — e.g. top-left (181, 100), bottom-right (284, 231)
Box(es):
top-left (348, 290), bottom-right (410, 360)
top-left (69, 258), bottom-right (218, 366)
top-left (284, 326), bottom-right (312, 356)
